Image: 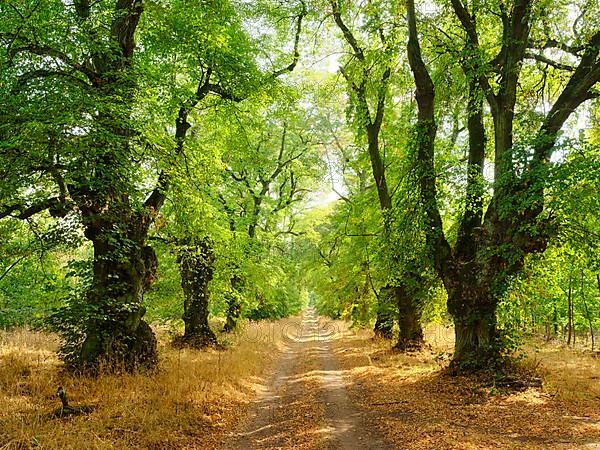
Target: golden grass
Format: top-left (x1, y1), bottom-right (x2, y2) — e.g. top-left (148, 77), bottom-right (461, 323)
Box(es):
top-left (0, 318), bottom-right (298, 450)
top-left (422, 323), bottom-right (600, 403)
top-left (524, 341), bottom-right (600, 403)
top-left (1, 320), bottom-right (598, 449)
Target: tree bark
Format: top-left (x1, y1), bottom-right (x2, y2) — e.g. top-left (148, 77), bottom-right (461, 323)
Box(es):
top-left (223, 274), bottom-right (243, 333)
top-left (373, 286), bottom-right (395, 339)
top-left (567, 272), bottom-right (573, 347)
top-left (78, 212), bottom-right (158, 372)
top-left (330, 0), bottom-right (424, 343)
top-left (175, 239), bottom-right (217, 348)
top-left (553, 304), bottom-right (559, 337)
top-left (581, 270), bottom-right (594, 352)
top-left (453, 311), bottom-right (496, 364)
top-left (394, 282), bottom-right (425, 350)
top-left (442, 262), bottom-right (500, 369)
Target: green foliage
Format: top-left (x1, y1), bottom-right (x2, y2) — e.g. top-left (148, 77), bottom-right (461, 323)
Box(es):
top-left (45, 258), bottom-right (94, 365)
top-left (1, 0), bottom-right (598, 375)
top-left (498, 142), bottom-right (600, 344)
top-left (0, 216), bottom-right (83, 328)
top-left (144, 243), bottom-right (184, 323)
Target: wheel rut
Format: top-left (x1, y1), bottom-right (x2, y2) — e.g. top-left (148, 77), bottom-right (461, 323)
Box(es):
top-left (224, 309), bottom-right (391, 449)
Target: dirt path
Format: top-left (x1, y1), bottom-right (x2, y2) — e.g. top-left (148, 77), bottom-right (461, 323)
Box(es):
top-left (224, 309), bottom-right (391, 449)
top-left (223, 312), bottom-right (600, 449)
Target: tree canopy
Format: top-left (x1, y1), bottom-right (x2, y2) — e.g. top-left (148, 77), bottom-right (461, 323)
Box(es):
top-left (1, 0), bottom-right (598, 374)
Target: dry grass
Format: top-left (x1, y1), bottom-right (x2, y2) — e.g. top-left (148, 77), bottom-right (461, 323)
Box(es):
top-left (0, 318), bottom-right (299, 450)
top-left (332, 325), bottom-right (600, 449)
top-left (2, 319), bottom-right (599, 449)
top-left (524, 341), bottom-right (600, 403)
top-left (423, 323), bottom-right (600, 403)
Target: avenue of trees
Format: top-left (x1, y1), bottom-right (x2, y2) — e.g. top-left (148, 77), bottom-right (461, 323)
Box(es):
top-left (1, 0), bottom-right (598, 374)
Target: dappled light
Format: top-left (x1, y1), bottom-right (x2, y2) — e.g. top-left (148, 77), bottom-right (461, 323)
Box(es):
top-left (0, 321), bottom-right (297, 449)
top-left (1, 0), bottom-right (599, 448)
top-left (331, 327), bottom-right (600, 449)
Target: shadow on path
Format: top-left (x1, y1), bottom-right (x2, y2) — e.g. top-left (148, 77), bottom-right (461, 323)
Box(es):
top-left (224, 309), bottom-right (392, 449)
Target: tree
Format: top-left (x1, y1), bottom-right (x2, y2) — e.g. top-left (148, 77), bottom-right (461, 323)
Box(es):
top-left (405, 0), bottom-right (600, 370)
top-left (0, 0), bottom-right (306, 370)
top-left (1, 0), bottom-right (163, 371)
top-left (176, 237), bottom-right (218, 347)
top-left (328, 0), bottom-right (426, 346)
top-left (144, 0), bottom-right (308, 343)
top-left (218, 99), bottom-right (321, 330)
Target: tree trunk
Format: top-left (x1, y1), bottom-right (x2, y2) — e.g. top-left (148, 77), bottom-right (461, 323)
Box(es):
top-left (175, 239), bottom-right (217, 348)
top-left (581, 270), bottom-right (594, 351)
top-left (69, 1), bottom-right (154, 373)
top-left (442, 259), bottom-right (502, 372)
top-left (373, 286), bottom-right (395, 339)
top-left (78, 217), bottom-right (158, 372)
top-left (567, 273), bottom-right (574, 347)
top-left (449, 299), bottom-right (498, 371)
top-left (223, 274), bottom-right (243, 333)
top-left (394, 283), bottom-right (424, 350)
top-left (452, 309), bottom-right (497, 366)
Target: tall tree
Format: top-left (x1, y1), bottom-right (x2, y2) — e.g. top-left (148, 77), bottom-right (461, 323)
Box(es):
top-left (1, 0), bottom-right (161, 370)
top-left (0, 0), bottom-right (306, 369)
top-left (329, 0), bottom-right (426, 346)
top-left (405, 0), bottom-right (600, 370)
top-left (219, 102), bottom-right (319, 330)
top-left (144, 0), bottom-right (307, 342)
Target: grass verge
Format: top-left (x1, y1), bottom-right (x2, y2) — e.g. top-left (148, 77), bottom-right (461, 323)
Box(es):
top-left (0, 318), bottom-right (297, 449)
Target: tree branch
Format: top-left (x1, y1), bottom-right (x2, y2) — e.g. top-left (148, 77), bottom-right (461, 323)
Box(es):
top-left (330, 0), bottom-right (365, 61)
top-left (207, 83), bottom-right (244, 101)
top-left (7, 40), bottom-right (97, 81)
top-left (529, 38), bottom-right (585, 56)
top-left (271, 0), bottom-right (307, 77)
top-left (0, 197), bottom-right (62, 220)
top-left (14, 69), bottom-right (92, 91)
top-left (533, 30), bottom-right (600, 164)
top-left (0, 254), bottom-right (28, 284)
top-left (406, 0), bottom-right (451, 273)
top-left (373, 67), bottom-right (391, 132)
top-left (449, 0), bottom-right (498, 112)
top-left (525, 51), bottom-right (575, 72)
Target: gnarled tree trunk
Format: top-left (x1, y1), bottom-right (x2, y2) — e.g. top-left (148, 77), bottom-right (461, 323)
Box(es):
top-left (66, 0), bottom-right (161, 373)
top-left (223, 273), bottom-right (243, 333)
top-left (373, 286), bottom-right (395, 339)
top-left (175, 239), bottom-right (217, 348)
top-left (78, 210), bottom-right (158, 372)
top-left (394, 282), bottom-right (425, 350)
top-left (443, 264), bottom-right (498, 369)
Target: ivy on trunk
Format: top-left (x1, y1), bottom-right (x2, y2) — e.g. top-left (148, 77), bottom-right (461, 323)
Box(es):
top-left (330, 0), bottom-right (425, 345)
top-left (174, 238), bottom-right (217, 348)
top-left (406, 0), bottom-right (600, 372)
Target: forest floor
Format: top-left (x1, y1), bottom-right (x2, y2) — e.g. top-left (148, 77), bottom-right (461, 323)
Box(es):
top-left (322, 325), bottom-right (600, 450)
top-left (1, 312), bottom-right (599, 449)
top-left (223, 309), bottom-right (600, 449)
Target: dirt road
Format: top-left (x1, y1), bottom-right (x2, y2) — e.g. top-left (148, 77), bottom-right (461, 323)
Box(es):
top-left (225, 308), bottom-right (391, 449)
top-left (223, 310), bottom-right (600, 450)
